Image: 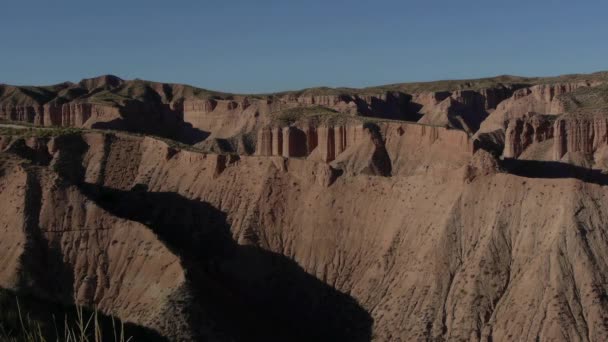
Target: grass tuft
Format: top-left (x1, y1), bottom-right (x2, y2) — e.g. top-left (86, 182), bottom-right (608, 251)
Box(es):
top-left (1, 296), bottom-right (133, 342)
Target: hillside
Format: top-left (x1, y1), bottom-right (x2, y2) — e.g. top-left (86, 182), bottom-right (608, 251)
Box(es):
top-left (1, 71), bottom-right (608, 341)
top-left (0, 71), bottom-right (605, 148)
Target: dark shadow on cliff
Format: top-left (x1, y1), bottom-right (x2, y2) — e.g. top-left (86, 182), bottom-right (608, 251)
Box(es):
top-left (78, 183), bottom-right (373, 342)
top-left (502, 158), bottom-right (608, 186)
top-left (91, 118), bottom-right (210, 144)
top-left (4, 138), bottom-right (53, 166)
top-left (363, 122), bottom-right (392, 177)
top-left (355, 92), bottom-right (424, 121)
top-left (0, 288), bottom-right (167, 341)
top-left (17, 169), bottom-right (75, 304)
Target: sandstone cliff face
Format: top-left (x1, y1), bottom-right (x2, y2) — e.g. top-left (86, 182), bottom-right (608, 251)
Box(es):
top-left (1, 101), bottom-right (189, 144)
top-left (2, 76), bottom-right (481, 146)
top-left (257, 126), bottom-right (303, 157)
top-left (469, 81), bottom-right (608, 164)
top-left (183, 97), bottom-right (265, 138)
top-left (3, 73), bottom-right (608, 341)
top-left (255, 127), bottom-right (274, 156)
top-left (0, 155), bottom-right (191, 340)
top-left (329, 124), bottom-right (392, 177)
top-left (3, 131), bottom-right (608, 341)
top-left (0, 104), bottom-right (45, 124)
top-left (382, 122), bottom-right (474, 176)
top-left (1, 102), bottom-right (124, 128)
top-left (308, 124), bottom-right (366, 162)
top-left (416, 86), bottom-right (520, 131)
top-left (274, 92), bottom-right (412, 119)
top-left (42, 103), bottom-right (122, 127)
top-left (497, 112), bottom-right (608, 166)
top-left (503, 114), bottom-right (554, 158)
top-left (281, 126), bottom-right (312, 157)
top-left (478, 81), bottom-right (599, 135)
top-left (256, 121), bottom-right (473, 177)
top-left (290, 94), bottom-right (355, 111)
top-left (183, 91), bottom-right (418, 140)
top-left (104, 134), bottom-right (608, 342)
top-left (2, 74), bottom-right (608, 152)
top-left (553, 115), bottom-right (608, 161)
top-left (257, 123), bottom-right (364, 161)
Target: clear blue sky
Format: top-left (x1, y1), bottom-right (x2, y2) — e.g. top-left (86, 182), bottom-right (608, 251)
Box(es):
top-left (1, 0), bottom-right (607, 93)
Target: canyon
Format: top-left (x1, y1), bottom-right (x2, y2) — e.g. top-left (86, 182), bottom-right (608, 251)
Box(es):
top-left (1, 71), bottom-right (608, 341)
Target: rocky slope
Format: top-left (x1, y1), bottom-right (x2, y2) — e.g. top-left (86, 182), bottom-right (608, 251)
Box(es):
top-left (2, 72), bottom-right (606, 148)
top-left (0, 122), bottom-right (607, 341)
top-left (493, 83), bottom-right (608, 169)
top-left (2, 71), bottom-right (608, 341)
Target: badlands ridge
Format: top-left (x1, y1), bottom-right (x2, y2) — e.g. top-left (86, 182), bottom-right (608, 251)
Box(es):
top-left (1, 72), bottom-right (608, 341)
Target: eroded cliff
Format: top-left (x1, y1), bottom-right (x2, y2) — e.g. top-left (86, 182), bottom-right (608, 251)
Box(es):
top-left (3, 129), bottom-right (608, 341)
top-left (2, 71), bottom-right (608, 342)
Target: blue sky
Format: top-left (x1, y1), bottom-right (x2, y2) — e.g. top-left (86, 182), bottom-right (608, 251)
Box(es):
top-left (1, 0), bottom-right (607, 93)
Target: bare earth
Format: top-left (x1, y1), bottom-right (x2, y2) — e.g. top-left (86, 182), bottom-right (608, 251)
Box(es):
top-left (1, 72), bottom-right (608, 341)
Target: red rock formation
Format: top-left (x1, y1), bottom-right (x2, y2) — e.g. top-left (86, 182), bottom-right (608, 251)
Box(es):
top-left (257, 125), bottom-right (314, 158)
top-left (416, 87), bottom-right (520, 130)
top-left (182, 97), bottom-right (274, 139)
top-left (302, 125), bottom-right (318, 155)
top-left (315, 126), bottom-right (336, 162)
top-left (498, 112), bottom-right (608, 163)
top-left (346, 124), bottom-right (364, 147)
top-left (478, 81), bottom-right (599, 135)
top-left (271, 127), bottom-right (283, 156)
top-left (295, 94), bottom-right (346, 107)
top-left (9, 129), bottom-right (608, 340)
top-left (381, 122), bottom-right (474, 175)
top-left (329, 124), bottom-right (392, 176)
top-left (256, 127), bottom-right (273, 156)
top-left (257, 121), bottom-right (473, 177)
top-left (0, 105), bottom-right (44, 124)
top-left (183, 99), bottom-right (217, 115)
top-left (503, 114), bottom-right (554, 158)
top-left (281, 127), bottom-right (293, 158)
top-left (281, 126), bottom-right (307, 158)
top-left (42, 103), bottom-right (121, 127)
top-left (306, 124), bottom-right (364, 163)
top-left (335, 125), bottom-right (347, 155)
top-left (383, 123), bottom-right (472, 151)
top-left (269, 92), bottom-right (416, 119)
top-left (553, 116), bottom-right (608, 160)
top-left (463, 149), bottom-right (500, 182)
top-left (411, 91), bottom-right (451, 107)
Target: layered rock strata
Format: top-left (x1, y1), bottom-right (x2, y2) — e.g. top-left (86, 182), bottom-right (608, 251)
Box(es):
top-left (3, 131), bottom-right (608, 341)
top-left (256, 122), bottom-right (474, 173)
top-left (499, 114), bottom-right (608, 163)
top-left (416, 86), bottom-right (522, 130)
top-left (553, 116), bottom-right (608, 160)
top-left (503, 114), bottom-right (554, 158)
top-left (478, 81), bottom-right (600, 135)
